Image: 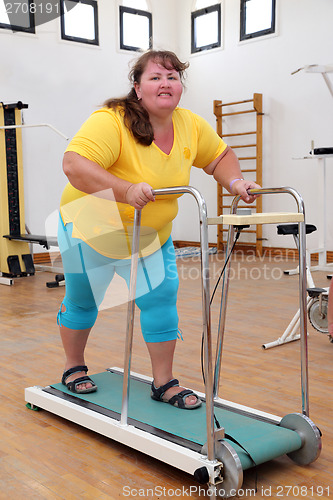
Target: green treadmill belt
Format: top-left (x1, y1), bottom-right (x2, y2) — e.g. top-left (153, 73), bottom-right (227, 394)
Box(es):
top-left (51, 370), bottom-right (302, 470)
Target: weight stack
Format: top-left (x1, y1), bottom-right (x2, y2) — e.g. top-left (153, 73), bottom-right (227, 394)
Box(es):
top-left (0, 101), bottom-right (34, 277)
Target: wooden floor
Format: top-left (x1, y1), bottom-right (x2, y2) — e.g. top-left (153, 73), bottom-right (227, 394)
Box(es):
top-left (1, 251), bottom-right (332, 499)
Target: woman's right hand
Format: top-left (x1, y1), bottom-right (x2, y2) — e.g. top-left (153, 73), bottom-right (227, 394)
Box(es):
top-left (125, 182), bottom-right (155, 209)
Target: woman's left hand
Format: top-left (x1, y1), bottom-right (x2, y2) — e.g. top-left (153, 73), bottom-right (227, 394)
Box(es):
top-left (230, 179), bottom-right (261, 204)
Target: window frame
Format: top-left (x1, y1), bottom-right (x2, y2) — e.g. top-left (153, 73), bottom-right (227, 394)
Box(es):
top-left (119, 5), bottom-right (152, 52)
top-left (191, 3), bottom-right (221, 54)
top-left (60, 0), bottom-right (99, 46)
top-left (240, 0), bottom-right (276, 41)
top-left (0, 0), bottom-right (35, 34)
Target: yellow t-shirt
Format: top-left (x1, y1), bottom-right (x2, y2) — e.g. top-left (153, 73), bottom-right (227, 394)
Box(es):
top-left (60, 106), bottom-right (227, 258)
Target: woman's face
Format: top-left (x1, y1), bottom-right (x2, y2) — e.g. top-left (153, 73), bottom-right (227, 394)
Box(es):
top-left (134, 59), bottom-right (183, 118)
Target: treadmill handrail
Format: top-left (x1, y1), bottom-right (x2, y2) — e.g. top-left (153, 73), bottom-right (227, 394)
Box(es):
top-left (213, 186), bottom-right (309, 416)
top-left (121, 186), bottom-right (218, 471)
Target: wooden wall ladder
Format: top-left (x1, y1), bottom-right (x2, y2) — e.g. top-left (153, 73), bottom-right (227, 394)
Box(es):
top-left (213, 93), bottom-right (263, 255)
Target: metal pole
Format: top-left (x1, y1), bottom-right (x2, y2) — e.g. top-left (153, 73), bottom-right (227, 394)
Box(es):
top-left (212, 187), bottom-right (309, 416)
top-left (213, 220), bottom-right (236, 398)
top-left (197, 194), bottom-right (216, 464)
top-left (151, 186), bottom-right (216, 463)
top-left (298, 213), bottom-right (310, 416)
top-left (0, 123), bottom-right (69, 140)
top-left (120, 209), bottom-right (141, 426)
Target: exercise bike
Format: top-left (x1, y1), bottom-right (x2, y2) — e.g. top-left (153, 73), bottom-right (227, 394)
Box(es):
top-left (263, 224), bottom-right (331, 349)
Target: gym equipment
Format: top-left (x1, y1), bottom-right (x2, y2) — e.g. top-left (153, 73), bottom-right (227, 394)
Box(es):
top-left (46, 273), bottom-right (65, 288)
top-left (292, 149), bottom-right (333, 275)
top-left (25, 186), bottom-right (321, 499)
top-left (263, 224), bottom-right (330, 349)
top-left (0, 101), bottom-right (34, 282)
top-left (0, 101), bottom-right (66, 285)
top-left (291, 64), bottom-right (333, 278)
top-left (307, 288), bottom-right (329, 335)
top-left (213, 93), bottom-right (263, 256)
top-left (292, 64), bottom-right (333, 99)
top-left (292, 64), bottom-right (333, 275)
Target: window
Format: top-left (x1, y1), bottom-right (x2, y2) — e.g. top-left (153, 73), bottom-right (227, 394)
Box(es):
top-left (191, 4), bottom-right (221, 54)
top-left (60, 0), bottom-right (99, 45)
top-left (0, 0), bottom-right (35, 33)
top-left (240, 0), bottom-right (276, 41)
top-left (119, 6), bottom-right (152, 52)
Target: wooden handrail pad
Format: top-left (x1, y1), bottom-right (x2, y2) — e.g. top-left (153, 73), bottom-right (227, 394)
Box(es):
top-left (207, 212), bottom-right (304, 226)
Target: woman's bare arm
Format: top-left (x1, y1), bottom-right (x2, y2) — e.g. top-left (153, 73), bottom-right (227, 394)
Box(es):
top-left (63, 151), bottom-right (155, 209)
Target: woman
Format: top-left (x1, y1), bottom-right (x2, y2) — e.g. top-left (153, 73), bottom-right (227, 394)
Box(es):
top-left (58, 50), bottom-right (260, 409)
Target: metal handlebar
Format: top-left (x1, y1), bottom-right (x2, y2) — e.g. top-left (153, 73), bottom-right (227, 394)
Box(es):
top-left (121, 185), bottom-right (309, 477)
top-left (121, 186), bottom-right (217, 467)
top-left (213, 187), bottom-right (309, 417)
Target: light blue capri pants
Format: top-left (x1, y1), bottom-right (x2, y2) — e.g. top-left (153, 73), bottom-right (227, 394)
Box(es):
top-left (57, 217), bottom-right (180, 343)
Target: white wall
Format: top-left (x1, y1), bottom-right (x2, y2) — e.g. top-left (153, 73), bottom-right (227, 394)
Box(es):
top-left (0, 0), bottom-right (332, 253)
top-left (0, 0), bottom-right (178, 249)
top-left (173, 0), bottom-right (333, 252)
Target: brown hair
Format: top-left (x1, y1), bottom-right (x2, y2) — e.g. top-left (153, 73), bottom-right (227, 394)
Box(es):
top-left (104, 50), bottom-right (189, 146)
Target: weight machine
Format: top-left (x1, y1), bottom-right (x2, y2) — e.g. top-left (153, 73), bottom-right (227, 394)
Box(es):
top-left (0, 101), bottom-right (66, 285)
